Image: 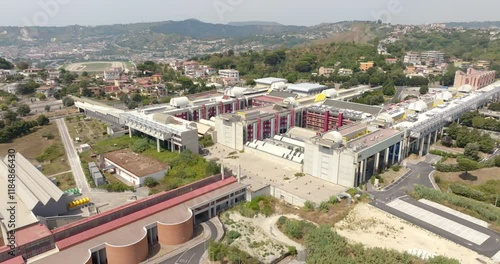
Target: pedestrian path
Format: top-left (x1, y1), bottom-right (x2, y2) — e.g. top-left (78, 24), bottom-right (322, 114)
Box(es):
top-left (387, 199), bottom-right (490, 245)
top-left (492, 250), bottom-right (500, 262)
top-left (419, 199), bottom-right (489, 228)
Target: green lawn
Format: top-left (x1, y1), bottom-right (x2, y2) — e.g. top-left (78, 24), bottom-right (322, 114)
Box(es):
top-left (53, 172), bottom-right (76, 191)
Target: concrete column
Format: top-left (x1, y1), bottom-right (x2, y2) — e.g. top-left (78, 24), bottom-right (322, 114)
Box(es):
top-left (221, 163), bottom-right (225, 180)
top-left (419, 137), bottom-right (425, 157)
top-left (391, 144), bottom-right (397, 164)
top-left (426, 134), bottom-right (431, 155)
top-left (434, 130), bottom-right (438, 143)
top-left (360, 159), bottom-right (366, 183)
top-left (374, 153), bottom-right (380, 172)
top-left (129, 127), bottom-right (132, 138)
top-left (362, 159), bottom-right (367, 183)
top-left (384, 148), bottom-right (389, 168)
top-left (397, 142), bottom-right (403, 162)
top-left (157, 138), bottom-right (161, 152)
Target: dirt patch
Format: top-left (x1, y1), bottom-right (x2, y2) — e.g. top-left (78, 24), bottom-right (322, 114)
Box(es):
top-left (66, 116), bottom-right (108, 145)
top-left (221, 212), bottom-right (289, 263)
top-left (378, 167), bottom-right (409, 188)
top-left (275, 199), bottom-right (353, 227)
top-left (52, 172), bottom-right (76, 191)
top-left (335, 203), bottom-right (495, 264)
top-left (0, 122), bottom-right (60, 159)
top-left (435, 167), bottom-right (500, 186)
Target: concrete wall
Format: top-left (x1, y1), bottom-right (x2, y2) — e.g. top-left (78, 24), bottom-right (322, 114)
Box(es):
top-left (141, 169), bottom-right (168, 187)
top-left (304, 141), bottom-right (356, 187)
top-left (157, 214), bottom-right (193, 245)
top-left (105, 234), bottom-right (148, 264)
top-left (270, 186), bottom-right (308, 207)
top-left (243, 147), bottom-right (302, 172)
top-left (181, 129), bottom-right (200, 153)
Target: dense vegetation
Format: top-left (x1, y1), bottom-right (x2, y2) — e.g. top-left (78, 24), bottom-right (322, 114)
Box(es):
top-left (276, 216), bottom-right (316, 240)
top-left (489, 102), bottom-right (500, 112)
top-left (0, 57), bottom-right (13, 69)
top-left (0, 113), bottom-right (50, 143)
top-left (445, 122), bottom-right (495, 153)
top-left (305, 225), bottom-right (458, 264)
top-left (236, 196), bottom-right (275, 218)
top-left (208, 241), bottom-right (260, 264)
top-left (163, 150), bottom-right (220, 190)
top-left (459, 111), bottom-right (500, 133)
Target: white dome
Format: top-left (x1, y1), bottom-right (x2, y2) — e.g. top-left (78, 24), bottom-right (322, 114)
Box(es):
top-left (170, 97), bottom-right (189, 107)
top-left (283, 97), bottom-right (297, 107)
top-left (458, 85), bottom-right (473, 93)
top-left (323, 131), bottom-right (343, 143)
top-left (409, 100), bottom-right (428, 112)
top-left (321, 89), bottom-right (338, 98)
top-left (270, 82), bottom-right (287, 90)
top-left (436, 91), bottom-right (453, 101)
top-left (225, 87), bottom-right (246, 98)
top-left (376, 113), bottom-right (394, 123)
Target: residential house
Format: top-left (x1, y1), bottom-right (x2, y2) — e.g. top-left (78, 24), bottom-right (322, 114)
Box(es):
top-left (385, 58), bottom-right (397, 64)
top-left (338, 68), bottom-right (353, 76)
top-left (359, 62), bottom-right (374, 72)
top-left (152, 74), bottom-right (162, 83)
top-left (35, 86), bottom-right (53, 97)
top-left (103, 69), bottom-right (121, 82)
top-left (318, 67), bottom-right (335, 76)
top-left (219, 69), bottom-right (240, 81)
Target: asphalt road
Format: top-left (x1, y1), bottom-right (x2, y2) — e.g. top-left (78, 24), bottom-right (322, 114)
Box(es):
top-left (56, 118), bottom-right (91, 193)
top-left (159, 221), bottom-right (218, 264)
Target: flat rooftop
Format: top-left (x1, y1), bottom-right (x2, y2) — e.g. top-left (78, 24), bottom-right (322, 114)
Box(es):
top-left (104, 149), bottom-right (169, 177)
top-left (348, 127), bottom-right (402, 150)
top-left (33, 179), bottom-right (245, 264)
top-left (323, 100), bottom-right (382, 115)
top-left (252, 95), bottom-right (284, 104)
top-left (206, 144), bottom-right (347, 204)
top-left (254, 77), bottom-right (287, 85)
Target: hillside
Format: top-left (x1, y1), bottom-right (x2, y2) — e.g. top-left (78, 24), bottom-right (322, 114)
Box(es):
top-left (445, 21), bottom-right (500, 29)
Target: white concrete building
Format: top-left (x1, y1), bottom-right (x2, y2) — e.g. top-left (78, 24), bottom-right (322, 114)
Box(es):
top-left (218, 69), bottom-right (240, 81)
top-left (103, 69), bottom-right (121, 81)
top-left (287, 83), bottom-right (329, 97)
top-left (103, 149), bottom-right (169, 187)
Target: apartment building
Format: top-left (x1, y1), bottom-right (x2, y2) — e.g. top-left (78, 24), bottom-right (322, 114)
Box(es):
top-left (218, 69), bottom-right (240, 81)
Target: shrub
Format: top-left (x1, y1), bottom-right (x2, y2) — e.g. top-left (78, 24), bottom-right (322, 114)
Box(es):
top-left (304, 200), bottom-right (315, 211)
top-left (434, 175), bottom-right (441, 184)
top-left (143, 177), bottom-right (159, 188)
top-left (328, 196), bottom-right (338, 204)
top-left (449, 183), bottom-right (486, 201)
top-left (346, 188), bottom-right (358, 197)
top-left (277, 216), bottom-right (287, 227)
top-left (226, 230), bottom-right (241, 245)
top-left (41, 131), bottom-right (54, 140)
top-left (319, 201), bottom-right (330, 213)
top-left (287, 246), bottom-right (298, 256)
top-left (132, 138), bottom-right (149, 153)
top-left (495, 156), bottom-right (500, 167)
top-left (391, 165), bottom-right (401, 172)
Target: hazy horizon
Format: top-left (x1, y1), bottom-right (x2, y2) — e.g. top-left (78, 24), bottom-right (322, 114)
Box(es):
top-left (0, 0), bottom-right (499, 27)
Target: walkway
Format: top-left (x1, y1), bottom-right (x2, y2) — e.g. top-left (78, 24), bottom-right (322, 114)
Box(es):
top-left (373, 196), bottom-right (500, 259)
top-left (56, 118), bottom-right (91, 193)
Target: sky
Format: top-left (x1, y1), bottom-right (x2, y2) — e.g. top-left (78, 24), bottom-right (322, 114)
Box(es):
top-left (0, 0), bottom-right (499, 27)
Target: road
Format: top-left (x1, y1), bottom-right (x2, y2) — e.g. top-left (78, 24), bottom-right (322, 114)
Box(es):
top-left (56, 118), bottom-right (91, 193)
top-left (159, 220), bottom-right (218, 264)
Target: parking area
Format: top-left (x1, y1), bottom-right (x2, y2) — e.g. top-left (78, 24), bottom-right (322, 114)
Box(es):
top-left (387, 199), bottom-right (490, 245)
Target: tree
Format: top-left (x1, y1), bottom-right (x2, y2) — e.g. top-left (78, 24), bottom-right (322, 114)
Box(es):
top-left (17, 80), bottom-right (40, 95)
top-left (127, 100), bottom-right (138, 109)
top-left (36, 115), bottom-right (50, 126)
top-left (132, 138), bottom-right (149, 153)
top-left (15, 61), bottom-right (30, 70)
top-left (3, 110), bottom-right (17, 123)
top-left (53, 91), bottom-right (61, 100)
top-left (143, 177), bottom-right (159, 188)
top-left (0, 57), bottom-right (14, 69)
top-left (441, 136), bottom-right (453, 147)
top-left (419, 85), bottom-right (429, 95)
top-left (62, 97), bottom-right (75, 107)
top-left (81, 87), bottom-right (92, 97)
top-left (495, 156), bottom-right (500, 167)
top-left (246, 79), bottom-right (256, 86)
top-left (16, 104), bottom-right (31, 117)
top-left (464, 143), bottom-right (480, 161)
top-left (458, 158), bottom-right (479, 176)
top-left (382, 81), bottom-right (396, 96)
top-left (81, 71), bottom-right (89, 77)
top-left (131, 93), bottom-right (142, 102)
top-left (45, 105), bottom-right (51, 112)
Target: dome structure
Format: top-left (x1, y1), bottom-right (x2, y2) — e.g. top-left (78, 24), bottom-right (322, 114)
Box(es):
top-left (376, 113), bottom-right (394, 124)
top-left (436, 91), bottom-right (453, 101)
top-left (170, 97), bottom-right (189, 108)
top-left (323, 131), bottom-right (343, 143)
top-left (270, 81), bottom-right (287, 90)
top-left (225, 87), bottom-right (246, 98)
top-left (321, 89), bottom-right (338, 98)
top-left (283, 97), bottom-right (297, 107)
top-left (409, 100), bottom-right (428, 112)
top-left (458, 84), bottom-right (473, 93)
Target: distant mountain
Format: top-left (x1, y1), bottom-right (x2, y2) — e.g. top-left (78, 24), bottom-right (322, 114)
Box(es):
top-left (228, 21), bottom-right (283, 26)
top-left (445, 21), bottom-right (500, 29)
top-left (150, 19), bottom-right (307, 39)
